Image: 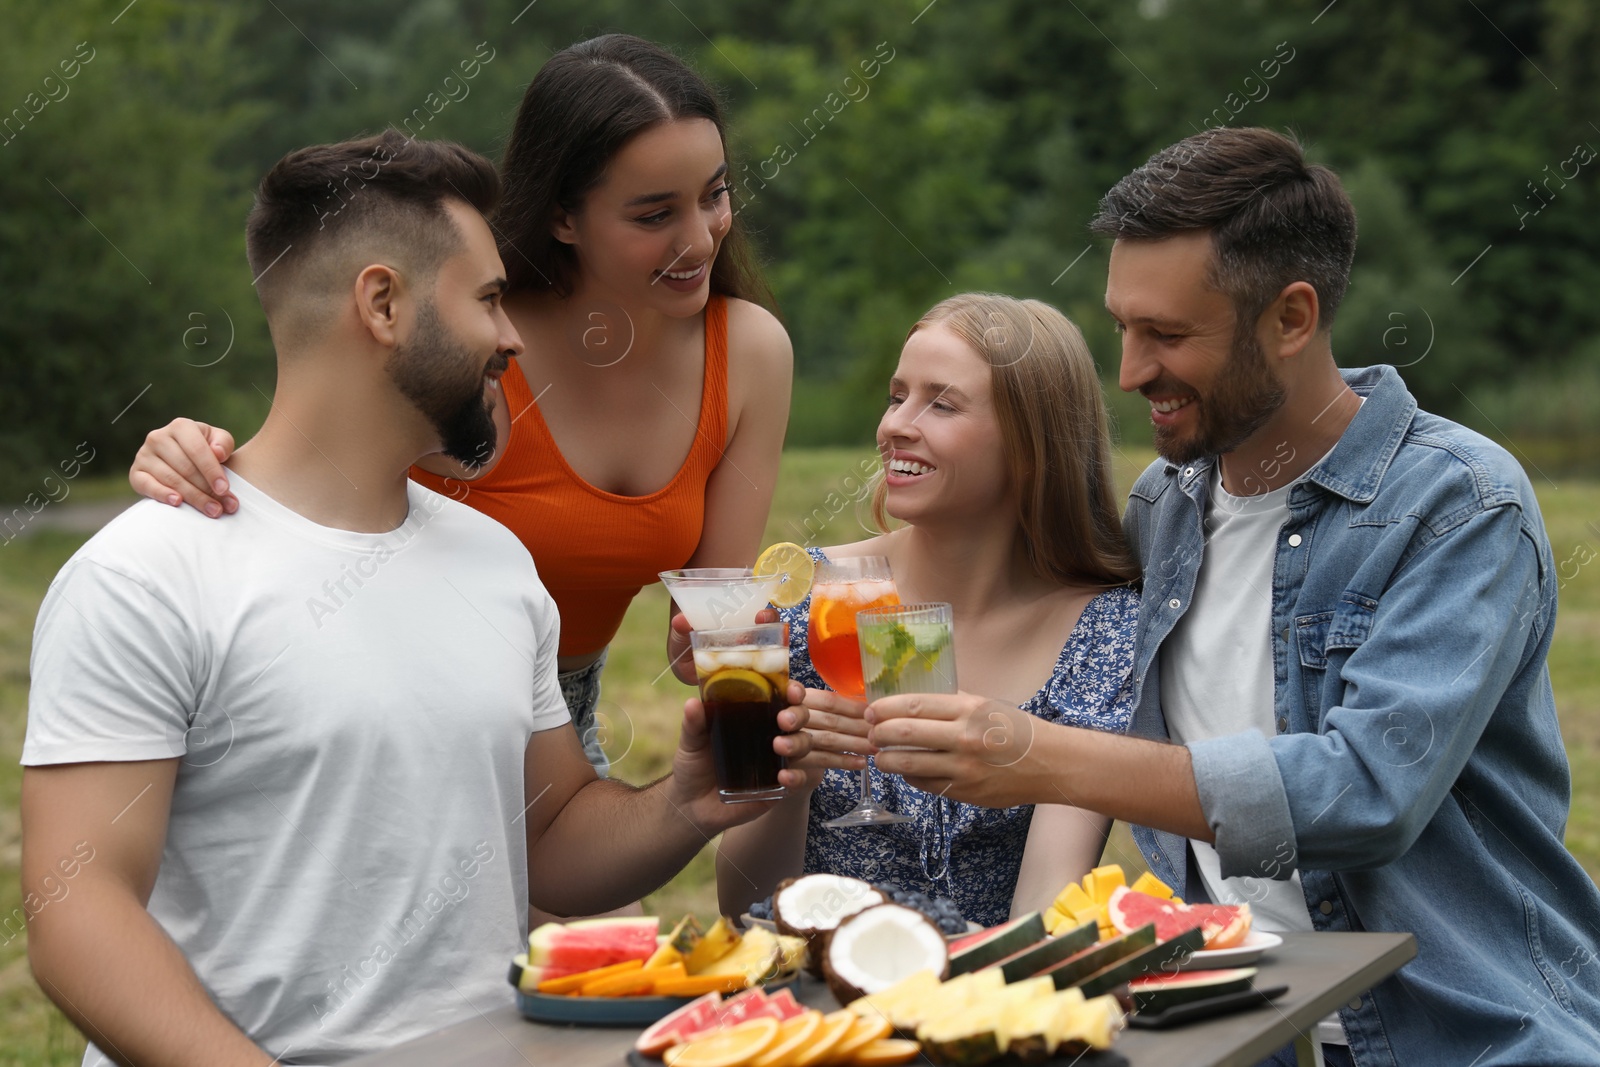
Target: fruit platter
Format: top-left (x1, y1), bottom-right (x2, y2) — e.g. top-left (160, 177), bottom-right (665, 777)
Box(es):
top-left (608, 866), bottom-right (1278, 1066)
top-left (509, 914), bottom-right (807, 1025)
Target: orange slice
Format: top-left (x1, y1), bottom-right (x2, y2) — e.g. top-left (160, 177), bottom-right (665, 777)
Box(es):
top-left (849, 1038), bottom-right (922, 1066)
top-left (831, 1014), bottom-right (892, 1062)
top-left (755, 543), bottom-right (814, 609)
top-left (652, 974), bottom-right (750, 997)
top-left (789, 1010), bottom-right (856, 1067)
top-left (534, 958), bottom-right (643, 995)
top-left (579, 962), bottom-right (685, 997)
top-left (665, 1017), bottom-right (782, 1067)
top-left (750, 1010), bottom-right (823, 1067)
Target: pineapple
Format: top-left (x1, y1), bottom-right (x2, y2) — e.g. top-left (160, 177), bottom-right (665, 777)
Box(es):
top-left (775, 934), bottom-right (807, 978)
top-left (667, 914), bottom-right (706, 957)
top-left (917, 978), bottom-right (1055, 1066)
top-left (695, 925), bottom-right (780, 985)
top-left (889, 969), bottom-right (1004, 1031)
top-left (847, 969), bottom-right (941, 1021)
top-left (684, 916), bottom-right (740, 973)
top-left (1055, 994), bottom-right (1126, 1052)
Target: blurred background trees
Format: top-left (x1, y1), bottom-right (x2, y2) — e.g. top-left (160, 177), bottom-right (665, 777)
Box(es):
top-left (3, 0), bottom-right (1597, 496)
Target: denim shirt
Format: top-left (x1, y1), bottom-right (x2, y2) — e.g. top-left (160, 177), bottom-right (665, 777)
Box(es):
top-left (1123, 366), bottom-right (1600, 1066)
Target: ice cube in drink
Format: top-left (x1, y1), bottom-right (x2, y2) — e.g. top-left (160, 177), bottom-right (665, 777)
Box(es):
top-left (692, 639), bottom-right (790, 802)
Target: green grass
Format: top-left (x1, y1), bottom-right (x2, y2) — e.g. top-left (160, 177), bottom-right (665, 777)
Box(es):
top-left (2, 450), bottom-right (1597, 1062)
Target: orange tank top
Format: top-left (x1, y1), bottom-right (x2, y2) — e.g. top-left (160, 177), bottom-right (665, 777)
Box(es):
top-left (410, 296), bottom-right (730, 657)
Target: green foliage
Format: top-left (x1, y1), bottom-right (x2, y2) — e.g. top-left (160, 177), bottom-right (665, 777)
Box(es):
top-left (3, 0), bottom-right (1597, 479)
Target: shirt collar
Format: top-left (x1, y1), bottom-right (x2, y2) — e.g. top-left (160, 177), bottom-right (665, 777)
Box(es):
top-left (1159, 365), bottom-right (1417, 505)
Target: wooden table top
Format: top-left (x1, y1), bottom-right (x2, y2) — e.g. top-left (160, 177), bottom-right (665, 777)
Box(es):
top-left (345, 931), bottom-right (1416, 1067)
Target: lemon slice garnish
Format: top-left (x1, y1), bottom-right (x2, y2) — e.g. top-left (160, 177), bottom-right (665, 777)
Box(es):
top-left (754, 542), bottom-right (815, 609)
top-left (703, 668), bottom-right (776, 705)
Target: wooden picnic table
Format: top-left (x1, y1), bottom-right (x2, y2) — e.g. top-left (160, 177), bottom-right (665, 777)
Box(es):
top-left (346, 931), bottom-right (1416, 1067)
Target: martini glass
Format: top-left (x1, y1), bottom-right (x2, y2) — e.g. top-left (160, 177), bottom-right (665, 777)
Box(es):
top-left (659, 568), bottom-right (781, 631)
top-left (807, 557), bottom-right (908, 827)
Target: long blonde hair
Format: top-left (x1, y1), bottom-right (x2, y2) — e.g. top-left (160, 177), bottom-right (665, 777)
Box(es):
top-left (873, 293), bottom-right (1139, 588)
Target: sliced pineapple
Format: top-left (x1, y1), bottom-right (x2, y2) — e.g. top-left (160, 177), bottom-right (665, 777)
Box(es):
top-left (696, 925), bottom-right (781, 985)
top-left (684, 916), bottom-right (741, 973)
top-left (891, 969), bottom-right (1004, 1031)
top-left (918, 999), bottom-right (1005, 1066)
top-left (668, 914), bottom-right (707, 958)
top-left (847, 969), bottom-right (941, 1021)
top-left (1054, 994), bottom-right (1125, 1052)
top-left (775, 934), bottom-right (807, 977)
top-left (644, 942), bottom-right (684, 970)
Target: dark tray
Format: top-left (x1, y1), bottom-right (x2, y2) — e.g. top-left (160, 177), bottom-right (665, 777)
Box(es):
top-left (1127, 983), bottom-right (1290, 1029)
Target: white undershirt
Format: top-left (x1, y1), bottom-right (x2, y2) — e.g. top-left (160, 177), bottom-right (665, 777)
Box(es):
top-left (1159, 450), bottom-right (1348, 1050)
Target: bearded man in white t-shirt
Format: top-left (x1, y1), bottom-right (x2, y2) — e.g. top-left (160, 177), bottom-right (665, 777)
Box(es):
top-left (19, 131), bottom-right (813, 1067)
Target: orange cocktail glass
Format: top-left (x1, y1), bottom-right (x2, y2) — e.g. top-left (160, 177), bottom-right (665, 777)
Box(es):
top-left (807, 571), bottom-right (901, 697)
top-left (806, 556), bottom-right (909, 827)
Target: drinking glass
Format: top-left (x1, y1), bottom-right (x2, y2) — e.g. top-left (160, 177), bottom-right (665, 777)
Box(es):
top-left (660, 568), bottom-right (781, 631)
top-left (691, 622), bottom-right (790, 803)
top-left (806, 557), bottom-right (908, 827)
top-left (857, 602), bottom-right (957, 707)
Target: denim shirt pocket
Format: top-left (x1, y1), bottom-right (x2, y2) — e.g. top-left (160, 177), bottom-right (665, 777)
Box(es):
top-left (1295, 594), bottom-right (1378, 712)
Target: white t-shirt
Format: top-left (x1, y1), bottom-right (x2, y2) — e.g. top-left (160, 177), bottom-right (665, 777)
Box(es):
top-left (24, 472), bottom-right (570, 1065)
top-left (1159, 455), bottom-right (1347, 1052)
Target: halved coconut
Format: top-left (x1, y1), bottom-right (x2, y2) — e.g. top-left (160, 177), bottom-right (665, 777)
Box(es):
top-left (772, 874), bottom-right (887, 977)
top-left (823, 903), bottom-right (951, 1006)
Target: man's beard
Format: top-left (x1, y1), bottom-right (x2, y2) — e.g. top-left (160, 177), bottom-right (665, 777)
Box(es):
top-left (1153, 327), bottom-right (1286, 465)
top-left (387, 302), bottom-right (503, 469)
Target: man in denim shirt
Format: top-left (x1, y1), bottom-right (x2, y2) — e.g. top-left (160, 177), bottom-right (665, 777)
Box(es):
top-left (868, 128), bottom-right (1600, 1066)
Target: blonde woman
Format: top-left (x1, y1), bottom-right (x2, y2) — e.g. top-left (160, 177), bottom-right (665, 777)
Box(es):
top-left (717, 294), bottom-right (1140, 926)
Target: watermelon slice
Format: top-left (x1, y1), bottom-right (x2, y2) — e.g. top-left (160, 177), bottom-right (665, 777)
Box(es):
top-left (946, 912), bottom-right (1047, 976)
top-left (528, 917), bottom-right (661, 979)
top-left (989, 920), bottom-right (1098, 982)
top-left (1107, 887), bottom-right (1252, 949)
top-left (1129, 967), bottom-right (1258, 1014)
top-left (1037, 924), bottom-right (1156, 991)
top-left (633, 992), bottom-right (724, 1056)
top-left (1077, 926), bottom-right (1206, 997)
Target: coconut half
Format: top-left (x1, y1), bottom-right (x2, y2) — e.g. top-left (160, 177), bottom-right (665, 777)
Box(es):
top-left (772, 874), bottom-right (887, 977)
top-left (823, 903), bottom-right (951, 1006)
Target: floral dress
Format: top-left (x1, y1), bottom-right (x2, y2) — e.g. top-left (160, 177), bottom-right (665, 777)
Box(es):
top-left (779, 548), bottom-right (1138, 928)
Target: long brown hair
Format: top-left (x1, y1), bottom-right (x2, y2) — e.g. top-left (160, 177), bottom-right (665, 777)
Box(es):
top-left (493, 34), bottom-right (772, 308)
top-left (873, 293), bottom-right (1139, 588)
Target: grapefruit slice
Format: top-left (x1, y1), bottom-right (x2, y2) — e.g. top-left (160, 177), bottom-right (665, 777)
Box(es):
top-left (635, 992), bottom-right (725, 1057)
top-left (1106, 887), bottom-right (1252, 949)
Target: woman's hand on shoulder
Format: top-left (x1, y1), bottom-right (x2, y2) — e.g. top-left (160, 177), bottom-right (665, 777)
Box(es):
top-left (129, 418), bottom-right (237, 517)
